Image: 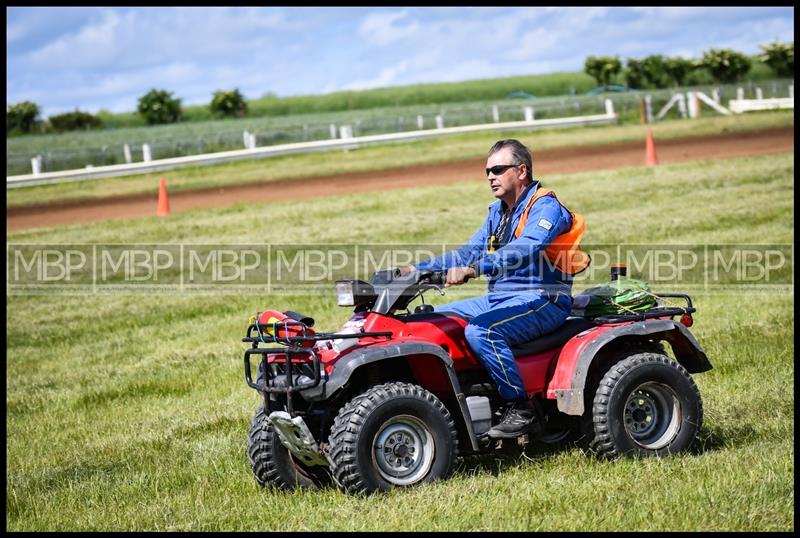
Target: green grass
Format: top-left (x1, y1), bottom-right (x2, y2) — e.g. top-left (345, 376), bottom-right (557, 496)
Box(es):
top-left (6, 109), bottom-right (794, 209)
top-left (6, 144), bottom-right (794, 529)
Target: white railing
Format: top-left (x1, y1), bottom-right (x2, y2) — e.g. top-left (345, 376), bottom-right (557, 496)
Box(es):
top-left (7, 107), bottom-right (617, 188)
top-left (646, 83), bottom-right (793, 122)
top-left (727, 97), bottom-right (794, 113)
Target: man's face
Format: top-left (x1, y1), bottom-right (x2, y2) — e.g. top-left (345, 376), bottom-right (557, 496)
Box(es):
top-left (486, 147), bottom-right (526, 201)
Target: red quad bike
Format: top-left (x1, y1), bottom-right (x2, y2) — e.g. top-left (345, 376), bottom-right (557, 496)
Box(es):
top-left (243, 268), bottom-right (712, 495)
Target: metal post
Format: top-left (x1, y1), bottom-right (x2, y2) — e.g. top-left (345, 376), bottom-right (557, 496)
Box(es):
top-left (737, 87), bottom-right (745, 100)
top-left (677, 94), bottom-right (687, 118)
top-left (123, 144), bottom-right (132, 164)
top-left (435, 115), bottom-right (444, 129)
top-left (339, 125), bottom-right (355, 152)
top-left (417, 115), bottom-right (424, 129)
top-left (31, 155), bottom-right (42, 175)
top-left (492, 105), bottom-right (499, 123)
top-left (524, 107), bottom-right (534, 122)
top-left (142, 144), bottom-right (152, 162)
top-left (644, 95), bottom-right (653, 123)
top-left (712, 89), bottom-right (721, 104)
top-left (686, 92), bottom-right (698, 118)
top-left (604, 98), bottom-right (614, 116)
top-left (756, 87), bottom-right (763, 100)
top-left (329, 124), bottom-right (337, 139)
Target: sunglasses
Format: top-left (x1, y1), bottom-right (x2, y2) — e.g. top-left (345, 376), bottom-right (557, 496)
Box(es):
top-left (486, 164), bottom-right (520, 176)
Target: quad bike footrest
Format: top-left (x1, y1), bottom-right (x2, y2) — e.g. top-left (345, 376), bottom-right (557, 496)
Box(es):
top-left (268, 411), bottom-right (328, 467)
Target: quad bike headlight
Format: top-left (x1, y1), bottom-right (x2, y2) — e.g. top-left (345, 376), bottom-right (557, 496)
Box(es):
top-left (335, 280), bottom-right (376, 308)
top-left (335, 281), bottom-right (356, 306)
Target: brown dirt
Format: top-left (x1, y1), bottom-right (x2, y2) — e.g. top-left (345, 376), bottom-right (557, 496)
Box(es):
top-left (6, 126), bottom-right (793, 231)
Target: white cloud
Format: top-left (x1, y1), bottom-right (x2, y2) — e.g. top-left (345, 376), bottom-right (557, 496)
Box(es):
top-left (7, 19), bottom-right (31, 44)
top-left (25, 10), bottom-right (123, 69)
top-left (358, 10), bottom-right (419, 47)
top-left (6, 7), bottom-right (795, 116)
top-left (21, 8), bottom-right (289, 71)
top-left (15, 61), bottom-right (206, 116)
top-left (342, 60), bottom-right (410, 91)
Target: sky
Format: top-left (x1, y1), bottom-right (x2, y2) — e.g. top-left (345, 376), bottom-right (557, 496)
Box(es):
top-left (6, 6), bottom-right (795, 118)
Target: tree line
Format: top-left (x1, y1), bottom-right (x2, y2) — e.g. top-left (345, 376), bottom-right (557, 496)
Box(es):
top-left (584, 40), bottom-right (793, 89)
top-left (6, 88), bottom-right (247, 137)
top-left (7, 40), bottom-right (793, 136)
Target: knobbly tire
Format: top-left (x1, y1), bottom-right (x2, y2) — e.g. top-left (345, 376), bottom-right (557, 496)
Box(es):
top-left (328, 382), bottom-right (458, 494)
top-left (534, 399), bottom-right (582, 448)
top-left (589, 353), bottom-right (703, 458)
top-left (247, 405), bottom-right (330, 490)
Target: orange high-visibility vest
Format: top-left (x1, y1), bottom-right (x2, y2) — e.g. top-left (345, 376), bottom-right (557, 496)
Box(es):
top-left (513, 188), bottom-right (591, 275)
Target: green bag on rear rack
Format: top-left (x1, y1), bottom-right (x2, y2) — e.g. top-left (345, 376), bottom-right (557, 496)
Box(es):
top-left (572, 277), bottom-right (658, 317)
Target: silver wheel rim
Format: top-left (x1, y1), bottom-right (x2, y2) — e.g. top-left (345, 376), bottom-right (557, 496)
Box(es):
top-left (372, 415), bottom-right (435, 486)
top-left (624, 382), bottom-right (681, 449)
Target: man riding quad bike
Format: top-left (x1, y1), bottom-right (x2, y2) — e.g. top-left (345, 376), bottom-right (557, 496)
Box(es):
top-left (242, 267), bottom-right (711, 495)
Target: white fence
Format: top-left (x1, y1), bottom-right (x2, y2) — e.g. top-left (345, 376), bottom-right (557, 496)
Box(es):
top-left (728, 97), bottom-right (795, 113)
top-left (647, 84), bottom-right (794, 122)
top-left (7, 104), bottom-right (617, 188)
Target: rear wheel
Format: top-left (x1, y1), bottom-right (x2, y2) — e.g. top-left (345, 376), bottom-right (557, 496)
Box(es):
top-left (535, 400), bottom-right (581, 447)
top-left (538, 415), bottom-right (581, 447)
top-left (247, 405), bottom-right (330, 490)
top-left (328, 382), bottom-right (458, 494)
top-left (590, 353), bottom-right (703, 458)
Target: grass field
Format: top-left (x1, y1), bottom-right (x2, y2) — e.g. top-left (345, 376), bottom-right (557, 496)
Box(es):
top-left (6, 125), bottom-right (794, 529)
top-left (6, 109), bottom-right (794, 209)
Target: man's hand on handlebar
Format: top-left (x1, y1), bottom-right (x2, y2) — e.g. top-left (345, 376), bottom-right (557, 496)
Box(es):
top-left (398, 265), bottom-right (416, 276)
top-left (445, 266), bottom-right (476, 287)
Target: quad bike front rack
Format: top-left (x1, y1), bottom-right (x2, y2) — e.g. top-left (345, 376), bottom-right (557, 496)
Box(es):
top-left (242, 319), bottom-right (392, 414)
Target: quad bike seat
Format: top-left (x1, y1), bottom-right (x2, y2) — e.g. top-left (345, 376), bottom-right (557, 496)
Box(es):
top-left (509, 317), bottom-right (595, 357)
top-left (402, 312), bottom-right (595, 357)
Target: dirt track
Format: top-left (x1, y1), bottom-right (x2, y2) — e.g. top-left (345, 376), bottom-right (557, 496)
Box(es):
top-left (6, 126), bottom-right (793, 231)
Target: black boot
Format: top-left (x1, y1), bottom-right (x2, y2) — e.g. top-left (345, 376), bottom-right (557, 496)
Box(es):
top-left (487, 400), bottom-right (537, 439)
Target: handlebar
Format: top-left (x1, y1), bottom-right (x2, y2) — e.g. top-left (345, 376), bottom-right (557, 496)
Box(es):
top-left (368, 268), bottom-right (474, 314)
top-left (417, 269), bottom-right (471, 287)
top-left (421, 270), bottom-right (446, 286)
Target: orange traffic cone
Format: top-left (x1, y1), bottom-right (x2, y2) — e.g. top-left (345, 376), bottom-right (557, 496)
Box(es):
top-left (157, 177), bottom-right (170, 216)
top-left (645, 128), bottom-right (658, 166)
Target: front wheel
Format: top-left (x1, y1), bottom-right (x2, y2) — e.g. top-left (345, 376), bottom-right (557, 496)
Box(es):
top-left (247, 405), bottom-right (330, 490)
top-left (328, 382), bottom-right (458, 494)
top-left (590, 353), bottom-right (703, 458)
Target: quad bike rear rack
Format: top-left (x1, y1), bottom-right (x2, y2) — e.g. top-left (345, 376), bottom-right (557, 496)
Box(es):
top-left (588, 292), bottom-right (696, 324)
top-left (242, 319), bottom-right (392, 414)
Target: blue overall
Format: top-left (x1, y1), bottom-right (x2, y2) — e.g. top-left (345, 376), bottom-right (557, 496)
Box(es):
top-left (415, 182), bottom-right (573, 401)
